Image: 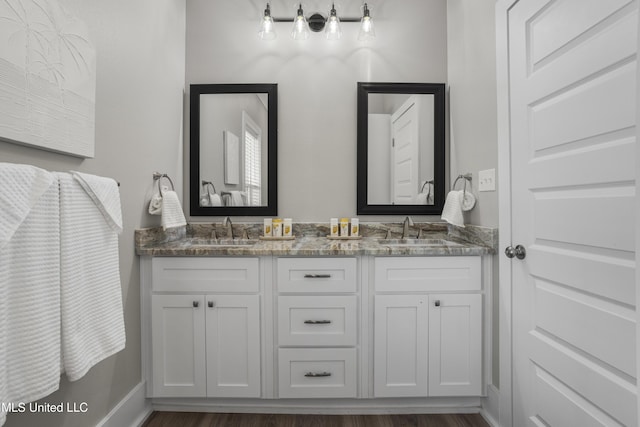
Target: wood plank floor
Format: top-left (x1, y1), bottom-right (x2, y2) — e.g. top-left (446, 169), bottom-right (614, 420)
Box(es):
top-left (142, 412), bottom-right (491, 427)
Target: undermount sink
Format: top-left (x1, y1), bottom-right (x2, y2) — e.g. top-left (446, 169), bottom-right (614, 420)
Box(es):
top-left (378, 238), bottom-right (462, 247)
top-left (186, 238), bottom-right (258, 248)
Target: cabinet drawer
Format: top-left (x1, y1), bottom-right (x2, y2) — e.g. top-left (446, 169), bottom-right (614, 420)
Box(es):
top-left (374, 256), bottom-right (481, 292)
top-left (277, 257), bottom-right (357, 293)
top-left (278, 348), bottom-right (357, 398)
top-left (278, 296), bottom-right (357, 346)
top-left (152, 257), bottom-right (259, 293)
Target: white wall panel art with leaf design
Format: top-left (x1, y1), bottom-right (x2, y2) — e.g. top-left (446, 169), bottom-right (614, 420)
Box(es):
top-left (0, 0), bottom-right (96, 157)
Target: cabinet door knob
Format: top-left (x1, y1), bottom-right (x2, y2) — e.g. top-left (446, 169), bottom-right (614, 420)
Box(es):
top-left (208, 301), bottom-right (214, 308)
top-left (193, 301), bottom-right (199, 308)
top-left (435, 300), bottom-right (441, 307)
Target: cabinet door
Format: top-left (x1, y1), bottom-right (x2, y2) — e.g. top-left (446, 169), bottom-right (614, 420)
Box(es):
top-left (151, 294), bottom-right (206, 397)
top-left (206, 295), bottom-right (261, 397)
top-left (374, 295), bottom-right (428, 397)
top-left (428, 294), bottom-right (482, 396)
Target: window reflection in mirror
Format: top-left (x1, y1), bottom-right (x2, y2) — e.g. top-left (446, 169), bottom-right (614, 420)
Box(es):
top-left (199, 94), bottom-right (268, 207)
top-left (190, 84), bottom-right (277, 217)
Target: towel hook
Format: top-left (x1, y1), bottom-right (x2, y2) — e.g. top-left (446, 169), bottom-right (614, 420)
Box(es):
top-left (153, 172), bottom-right (175, 197)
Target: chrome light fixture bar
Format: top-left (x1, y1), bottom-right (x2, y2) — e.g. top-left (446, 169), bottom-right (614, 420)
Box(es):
top-left (261, 2), bottom-right (375, 41)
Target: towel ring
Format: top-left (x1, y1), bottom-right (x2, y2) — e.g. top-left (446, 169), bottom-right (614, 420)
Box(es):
top-left (452, 174), bottom-right (472, 195)
top-left (420, 180), bottom-right (434, 203)
top-left (153, 172), bottom-right (175, 197)
top-left (202, 180), bottom-right (217, 197)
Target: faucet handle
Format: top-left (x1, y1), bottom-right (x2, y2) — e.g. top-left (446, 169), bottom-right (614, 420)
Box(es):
top-left (385, 229), bottom-right (392, 239)
top-left (416, 228), bottom-right (424, 239)
top-left (210, 227), bottom-right (218, 240)
top-left (241, 229), bottom-right (250, 240)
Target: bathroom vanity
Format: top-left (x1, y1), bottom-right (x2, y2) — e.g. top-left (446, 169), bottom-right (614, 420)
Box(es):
top-left (136, 223), bottom-right (495, 413)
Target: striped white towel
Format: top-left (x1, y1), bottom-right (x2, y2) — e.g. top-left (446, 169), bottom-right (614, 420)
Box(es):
top-left (0, 163), bottom-right (61, 425)
top-left (441, 190), bottom-right (465, 227)
top-left (71, 171), bottom-right (123, 233)
top-left (57, 172), bottom-right (126, 382)
top-left (161, 190), bottom-right (186, 230)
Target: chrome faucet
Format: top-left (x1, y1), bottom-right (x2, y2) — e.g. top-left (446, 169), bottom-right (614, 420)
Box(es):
top-left (222, 216), bottom-right (235, 240)
top-left (401, 216), bottom-right (414, 239)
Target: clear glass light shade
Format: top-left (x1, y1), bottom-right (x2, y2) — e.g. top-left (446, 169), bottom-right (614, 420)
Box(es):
top-left (259, 15), bottom-right (276, 40)
top-left (325, 5), bottom-right (342, 40)
top-left (291, 9), bottom-right (310, 40)
top-left (358, 3), bottom-right (375, 41)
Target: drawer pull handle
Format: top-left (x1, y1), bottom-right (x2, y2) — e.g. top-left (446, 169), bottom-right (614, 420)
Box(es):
top-left (304, 274), bottom-right (332, 279)
top-left (193, 301), bottom-right (199, 308)
top-left (304, 372), bottom-right (332, 378)
top-left (304, 320), bottom-right (332, 325)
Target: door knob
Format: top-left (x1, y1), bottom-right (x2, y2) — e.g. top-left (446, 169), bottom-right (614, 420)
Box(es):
top-left (505, 245), bottom-right (526, 260)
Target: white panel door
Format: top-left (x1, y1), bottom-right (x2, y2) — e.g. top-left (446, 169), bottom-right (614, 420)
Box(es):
top-left (428, 294), bottom-right (482, 397)
top-left (374, 294), bottom-right (428, 397)
top-left (391, 97), bottom-right (419, 204)
top-left (508, 0), bottom-right (637, 426)
top-left (151, 294), bottom-right (206, 397)
top-left (206, 295), bottom-right (261, 397)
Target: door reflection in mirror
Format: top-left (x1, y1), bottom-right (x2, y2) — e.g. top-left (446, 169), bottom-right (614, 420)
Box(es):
top-left (367, 94), bottom-right (435, 205)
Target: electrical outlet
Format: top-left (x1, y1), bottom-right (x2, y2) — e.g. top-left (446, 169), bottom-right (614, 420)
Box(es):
top-left (478, 168), bottom-right (496, 192)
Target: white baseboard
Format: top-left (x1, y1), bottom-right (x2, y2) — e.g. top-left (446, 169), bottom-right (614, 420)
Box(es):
top-left (96, 382), bottom-right (152, 427)
top-left (150, 396), bottom-right (483, 415)
top-left (480, 384), bottom-right (500, 427)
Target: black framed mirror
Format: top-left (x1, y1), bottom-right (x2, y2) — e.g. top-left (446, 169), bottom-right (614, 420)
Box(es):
top-left (357, 82), bottom-right (445, 215)
top-left (190, 83), bottom-right (277, 216)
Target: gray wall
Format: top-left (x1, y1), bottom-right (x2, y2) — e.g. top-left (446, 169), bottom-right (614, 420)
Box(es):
top-left (185, 0), bottom-right (448, 222)
top-left (0, 0), bottom-right (186, 425)
top-left (447, 0), bottom-right (499, 386)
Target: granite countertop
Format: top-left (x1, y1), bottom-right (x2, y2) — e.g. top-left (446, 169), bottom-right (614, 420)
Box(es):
top-left (135, 222), bottom-right (497, 257)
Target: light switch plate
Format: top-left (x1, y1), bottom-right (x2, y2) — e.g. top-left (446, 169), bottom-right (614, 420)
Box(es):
top-left (478, 168), bottom-right (496, 192)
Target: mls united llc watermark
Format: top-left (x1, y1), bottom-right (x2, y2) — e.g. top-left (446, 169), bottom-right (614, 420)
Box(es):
top-left (2, 401), bottom-right (88, 413)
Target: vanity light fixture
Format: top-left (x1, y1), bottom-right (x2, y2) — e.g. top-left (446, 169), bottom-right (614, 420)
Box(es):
top-left (258, 3), bottom-right (276, 40)
top-left (261, 2), bottom-right (375, 41)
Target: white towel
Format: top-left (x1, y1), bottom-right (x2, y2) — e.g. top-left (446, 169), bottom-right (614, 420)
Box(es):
top-left (441, 190), bottom-right (465, 227)
top-left (57, 172), bottom-right (126, 382)
top-left (461, 191), bottom-right (476, 211)
top-left (209, 193), bottom-right (222, 206)
top-left (229, 191), bottom-right (245, 206)
top-left (71, 171), bottom-right (123, 233)
top-left (148, 185), bottom-right (168, 215)
top-left (161, 190), bottom-right (187, 230)
top-left (0, 163), bottom-right (61, 424)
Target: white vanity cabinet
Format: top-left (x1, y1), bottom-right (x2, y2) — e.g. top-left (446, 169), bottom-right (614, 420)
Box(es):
top-left (148, 257), bottom-right (261, 398)
top-left (373, 256), bottom-right (482, 398)
top-left (275, 257), bottom-right (359, 398)
top-left (140, 250), bottom-right (491, 410)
